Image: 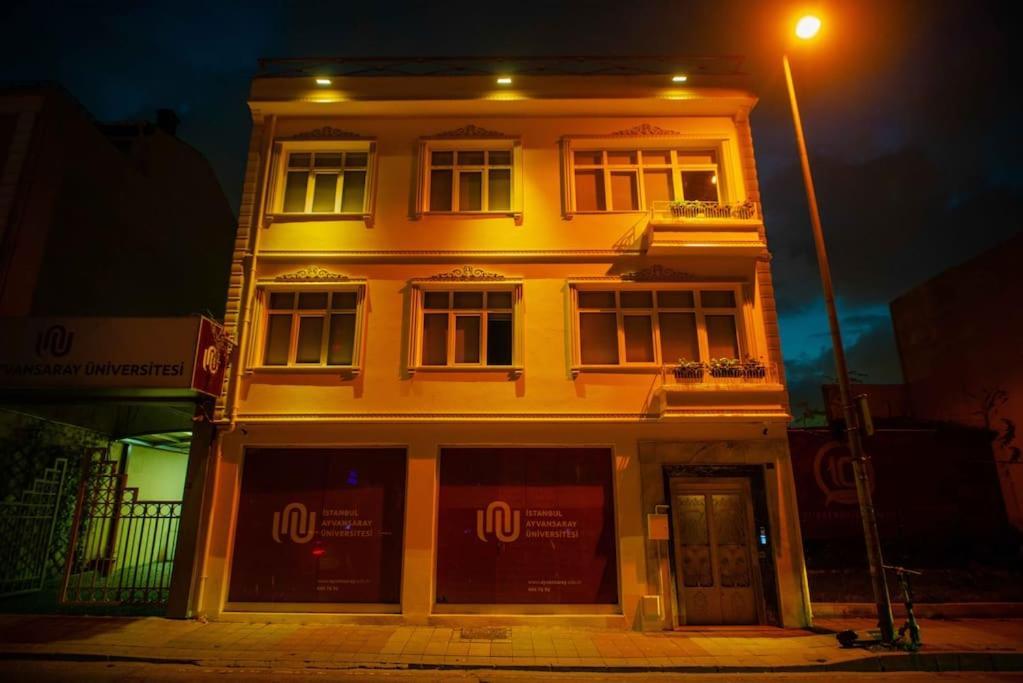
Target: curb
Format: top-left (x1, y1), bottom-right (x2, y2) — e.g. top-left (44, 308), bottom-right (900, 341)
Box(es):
top-left (2, 649), bottom-right (1022, 673)
top-left (813, 602), bottom-right (1023, 619)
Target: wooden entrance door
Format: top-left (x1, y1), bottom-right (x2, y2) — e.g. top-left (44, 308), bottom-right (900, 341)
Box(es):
top-left (669, 478), bottom-right (762, 625)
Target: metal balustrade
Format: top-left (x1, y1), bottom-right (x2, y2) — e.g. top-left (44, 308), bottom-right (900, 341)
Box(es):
top-left (60, 449), bottom-right (181, 608)
top-left (649, 200), bottom-right (760, 223)
top-left (660, 360), bottom-right (780, 387)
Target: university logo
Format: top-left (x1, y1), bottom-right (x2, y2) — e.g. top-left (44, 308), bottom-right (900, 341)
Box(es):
top-left (475, 500), bottom-right (520, 543)
top-left (201, 344), bottom-right (220, 374)
top-left (272, 502), bottom-right (317, 544)
top-left (35, 324), bottom-right (74, 358)
top-left (813, 440), bottom-right (875, 506)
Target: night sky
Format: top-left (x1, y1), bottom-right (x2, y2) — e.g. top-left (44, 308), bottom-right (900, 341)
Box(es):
top-left (4, 0), bottom-right (1019, 416)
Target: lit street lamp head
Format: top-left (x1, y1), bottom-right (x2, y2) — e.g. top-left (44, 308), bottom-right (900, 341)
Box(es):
top-left (795, 15), bottom-right (822, 40)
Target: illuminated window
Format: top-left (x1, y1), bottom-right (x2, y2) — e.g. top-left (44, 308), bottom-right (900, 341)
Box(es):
top-left (410, 286), bottom-right (521, 370)
top-left (572, 286), bottom-right (743, 368)
top-left (258, 287), bottom-right (365, 369)
top-left (568, 147), bottom-right (723, 212)
top-left (272, 141), bottom-right (375, 216)
top-left (418, 140), bottom-right (521, 216)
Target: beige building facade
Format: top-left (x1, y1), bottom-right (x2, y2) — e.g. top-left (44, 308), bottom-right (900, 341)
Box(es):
top-left (194, 62), bottom-right (812, 630)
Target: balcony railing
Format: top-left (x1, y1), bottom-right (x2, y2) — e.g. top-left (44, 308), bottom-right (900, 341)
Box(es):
top-left (649, 200), bottom-right (760, 223)
top-left (660, 360), bottom-right (780, 388)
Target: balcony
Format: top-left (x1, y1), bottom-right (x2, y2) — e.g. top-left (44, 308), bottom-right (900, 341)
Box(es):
top-left (644, 200), bottom-right (766, 257)
top-left (654, 359), bottom-right (788, 419)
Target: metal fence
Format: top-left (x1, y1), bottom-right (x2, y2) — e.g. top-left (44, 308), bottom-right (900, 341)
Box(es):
top-left (0, 458), bottom-right (68, 597)
top-left (60, 449), bottom-right (181, 607)
top-left (661, 361), bottom-right (780, 387)
top-left (650, 200), bottom-right (760, 222)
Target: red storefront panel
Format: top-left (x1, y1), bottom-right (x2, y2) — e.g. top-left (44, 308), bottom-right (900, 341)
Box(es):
top-left (789, 429), bottom-right (1008, 543)
top-left (436, 447), bottom-right (618, 604)
top-left (228, 448), bottom-right (406, 604)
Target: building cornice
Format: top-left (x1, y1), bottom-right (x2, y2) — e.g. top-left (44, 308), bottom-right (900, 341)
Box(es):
top-left (254, 249), bottom-right (770, 265)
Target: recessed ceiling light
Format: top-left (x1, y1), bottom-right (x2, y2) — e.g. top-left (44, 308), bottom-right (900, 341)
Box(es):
top-left (315, 78), bottom-right (332, 86)
top-left (672, 75), bottom-right (688, 83)
top-left (496, 77), bottom-right (513, 85)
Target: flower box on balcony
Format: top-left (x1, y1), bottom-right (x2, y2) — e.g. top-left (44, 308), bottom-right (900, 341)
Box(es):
top-left (707, 358), bottom-right (768, 380)
top-left (666, 200), bottom-right (759, 221)
top-left (673, 361), bottom-right (705, 381)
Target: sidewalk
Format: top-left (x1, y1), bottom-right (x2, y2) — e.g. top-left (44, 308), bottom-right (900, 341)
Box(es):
top-left (1, 614), bottom-right (1021, 673)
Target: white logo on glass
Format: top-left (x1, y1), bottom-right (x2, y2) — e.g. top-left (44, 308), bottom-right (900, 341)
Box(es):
top-left (272, 502), bottom-right (316, 544)
top-left (476, 500), bottom-right (520, 543)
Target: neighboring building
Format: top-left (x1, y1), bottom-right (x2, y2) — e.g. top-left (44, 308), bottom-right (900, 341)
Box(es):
top-left (0, 83), bottom-right (235, 614)
top-left (789, 424), bottom-right (1013, 600)
top-left (891, 231), bottom-right (1023, 530)
top-left (198, 57), bottom-right (810, 630)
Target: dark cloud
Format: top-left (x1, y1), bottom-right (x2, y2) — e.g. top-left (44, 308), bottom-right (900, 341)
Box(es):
top-left (763, 148), bottom-right (1022, 314)
top-left (786, 313), bottom-right (904, 419)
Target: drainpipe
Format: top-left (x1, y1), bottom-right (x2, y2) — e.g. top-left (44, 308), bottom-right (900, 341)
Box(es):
top-left (192, 113), bottom-right (276, 618)
top-left (225, 112), bottom-right (276, 429)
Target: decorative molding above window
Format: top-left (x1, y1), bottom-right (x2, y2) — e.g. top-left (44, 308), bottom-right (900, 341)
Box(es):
top-left (608, 123), bottom-right (683, 137)
top-left (620, 265), bottom-right (694, 282)
top-left (274, 266), bottom-right (350, 282)
top-left (425, 266), bottom-right (507, 281)
top-left (424, 124), bottom-right (514, 139)
top-left (279, 126), bottom-right (372, 141)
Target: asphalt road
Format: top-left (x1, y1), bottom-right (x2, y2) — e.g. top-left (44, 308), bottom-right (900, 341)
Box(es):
top-left (0, 661), bottom-right (1020, 682)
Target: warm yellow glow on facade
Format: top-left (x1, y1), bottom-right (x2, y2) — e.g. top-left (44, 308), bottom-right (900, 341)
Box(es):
top-left (204, 70), bottom-right (810, 633)
top-left (795, 15), bottom-right (822, 40)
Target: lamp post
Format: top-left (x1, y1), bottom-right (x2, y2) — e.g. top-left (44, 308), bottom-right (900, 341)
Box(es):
top-left (782, 15), bottom-right (896, 642)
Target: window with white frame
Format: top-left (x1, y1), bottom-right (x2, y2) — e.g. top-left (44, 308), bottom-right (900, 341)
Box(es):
top-left (413, 288), bottom-right (518, 368)
top-left (259, 288), bottom-right (364, 368)
top-left (419, 140), bottom-right (521, 215)
top-left (569, 148), bottom-right (723, 212)
top-left (573, 286), bottom-right (743, 367)
top-left (275, 143), bottom-right (373, 215)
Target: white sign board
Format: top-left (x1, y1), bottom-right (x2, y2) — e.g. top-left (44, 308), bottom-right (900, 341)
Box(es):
top-left (0, 317), bottom-right (209, 391)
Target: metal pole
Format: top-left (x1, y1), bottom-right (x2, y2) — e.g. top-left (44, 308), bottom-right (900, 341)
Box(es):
top-left (782, 53), bottom-right (895, 642)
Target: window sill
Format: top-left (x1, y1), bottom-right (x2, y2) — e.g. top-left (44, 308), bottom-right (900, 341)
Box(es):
top-left (248, 365), bottom-right (361, 378)
top-left (410, 365), bottom-right (523, 379)
top-left (265, 212), bottom-right (373, 226)
top-left (566, 210), bottom-right (648, 217)
top-left (416, 210), bottom-right (523, 224)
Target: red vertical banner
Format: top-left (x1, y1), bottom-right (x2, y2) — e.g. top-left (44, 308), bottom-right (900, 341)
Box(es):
top-left (436, 448), bottom-right (618, 605)
top-left (228, 448), bottom-right (406, 604)
top-left (190, 317), bottom-right (231, 397)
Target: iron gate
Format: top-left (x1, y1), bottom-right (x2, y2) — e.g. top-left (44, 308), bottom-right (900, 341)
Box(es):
top-left (60, 448), bottom-right (182, 607)
top-left (0, 458), bottom-right (68, 597)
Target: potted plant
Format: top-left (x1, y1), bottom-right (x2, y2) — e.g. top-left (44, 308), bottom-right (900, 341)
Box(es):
top-left (673, 358), bottom-right (704, 380)
top-left (708, 357), bottom-right (743, 378)
top-left (731, 201), bottom-right (757, 220)
top-left (741, 357), bottom-right (767, 379)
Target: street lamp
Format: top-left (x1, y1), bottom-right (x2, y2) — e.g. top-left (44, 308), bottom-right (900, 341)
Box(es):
top-left (782, 15), bottom-right (897, 643)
